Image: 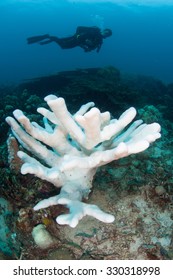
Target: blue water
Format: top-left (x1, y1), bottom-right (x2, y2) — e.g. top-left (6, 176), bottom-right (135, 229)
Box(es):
top-left (0, 0), bottom-right (173, 84)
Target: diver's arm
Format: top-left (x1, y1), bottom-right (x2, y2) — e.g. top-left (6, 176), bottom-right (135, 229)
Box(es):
top-left (96, 43), bottom-right (102, 52)
top-left (80, 44), bottom-right (91, 52)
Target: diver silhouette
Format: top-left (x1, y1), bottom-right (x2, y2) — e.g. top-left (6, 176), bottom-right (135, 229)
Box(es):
top-left (27, 26), bottom-right (112, 53)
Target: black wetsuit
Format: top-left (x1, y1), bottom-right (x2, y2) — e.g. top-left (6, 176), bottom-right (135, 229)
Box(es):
top-left (27, 26), bottom-right (103, 52)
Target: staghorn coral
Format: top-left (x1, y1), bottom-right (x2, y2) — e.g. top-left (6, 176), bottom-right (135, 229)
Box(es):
top-left (6, 94), bottom-right (161, 227)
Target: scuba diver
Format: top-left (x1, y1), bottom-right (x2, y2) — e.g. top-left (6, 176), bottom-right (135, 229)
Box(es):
top-left (27, 26), bottom-right (112, 53)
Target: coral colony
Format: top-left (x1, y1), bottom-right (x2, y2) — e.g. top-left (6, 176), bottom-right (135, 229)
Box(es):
top-left (6, 95), bottom-right (161, 227)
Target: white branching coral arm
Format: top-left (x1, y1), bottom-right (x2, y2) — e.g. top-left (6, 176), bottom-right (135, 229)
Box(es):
top-left (59, 143), bottom-right (127, 171)
top-left (109, 120), bottom-right (143, 148)
top-left (37, 107), bottom-right (61, 126)
top-left (60, 128), bottom-right (160, 172)
top-left (75, 107), bottom-right (102, 149)
top-left (100, 107), bottom-right (137, 142)
top-left (12, 109), bottom-right (78, 155)
top-left (56, 198), bottom-right (115, 228)
top-left (45, 95), bottom-right (85, 145)
top-left (127, 123), bottom-right (161, 143)
top-left (75, 107), bottom-right (137, 150)
top-left (18, 151), bottom-right (63, 187)
top-left (6, 116), bottom-right (60, 167)
top-left (74, 101), bottom-right (95, 116)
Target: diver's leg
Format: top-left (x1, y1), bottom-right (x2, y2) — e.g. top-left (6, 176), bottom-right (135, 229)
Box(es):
top-left (27, 34), bottom-right (49, 44)
top-left (48, 36), bottom-right (62, 44)
top-left (49, 36), bottom-right (78, 49)
top-left (39, 39), bottom-right (54, 45)
top-left (36, 36), bottom-right (62, 46)
top-left (29, 35), bottom-right (78, 49)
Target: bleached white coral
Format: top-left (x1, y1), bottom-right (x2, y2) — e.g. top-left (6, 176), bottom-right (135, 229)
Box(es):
top-left (6, 95), bottom-right (161, 227)
top-left (32, 224), bottom-right (56, 249)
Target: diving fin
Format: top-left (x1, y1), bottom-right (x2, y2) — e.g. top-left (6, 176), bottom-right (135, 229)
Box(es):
top-left (27, 34), bottom-right (49, 44)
